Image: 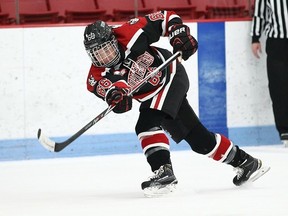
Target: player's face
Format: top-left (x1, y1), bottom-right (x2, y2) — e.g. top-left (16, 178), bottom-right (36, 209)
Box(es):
top-left (93, 42), bottom-right (117, 66)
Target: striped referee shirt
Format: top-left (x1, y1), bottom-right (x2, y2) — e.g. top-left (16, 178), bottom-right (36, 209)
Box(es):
top-left (251, 0), bottom-right (288, 42)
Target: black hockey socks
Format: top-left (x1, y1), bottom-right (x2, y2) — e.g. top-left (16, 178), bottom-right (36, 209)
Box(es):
top-left (146, 148), bottom-right (172, 172)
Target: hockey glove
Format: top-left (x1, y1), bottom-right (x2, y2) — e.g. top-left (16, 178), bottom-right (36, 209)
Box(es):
top-left (168, 24), bottom-right (198, 61)
top-left (105, 87), bottom-right (132, 114)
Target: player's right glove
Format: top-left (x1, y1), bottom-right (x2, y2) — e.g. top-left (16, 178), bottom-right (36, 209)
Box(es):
top-left (168, 24), bottom-right (198, 61)
top-left (105, 85), bottom-right (132, 114)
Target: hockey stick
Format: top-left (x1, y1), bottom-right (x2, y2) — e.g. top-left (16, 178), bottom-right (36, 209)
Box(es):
top-left (37, 51), bottom-right (181, 152)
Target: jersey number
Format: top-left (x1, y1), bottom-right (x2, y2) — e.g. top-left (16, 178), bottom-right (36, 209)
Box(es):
top-left (96, 78), bottom-right (112, 98)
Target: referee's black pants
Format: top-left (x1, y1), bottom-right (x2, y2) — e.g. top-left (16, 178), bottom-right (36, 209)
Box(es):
top-left (266, 38), bottom-right (288, 136)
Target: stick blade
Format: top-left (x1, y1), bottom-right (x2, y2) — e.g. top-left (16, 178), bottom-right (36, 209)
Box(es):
top-left (37, 129), bottom-right (56, 152)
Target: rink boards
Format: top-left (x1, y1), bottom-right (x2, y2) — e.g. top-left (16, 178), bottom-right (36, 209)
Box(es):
top-left (0, 20), bottom-right (279, 161)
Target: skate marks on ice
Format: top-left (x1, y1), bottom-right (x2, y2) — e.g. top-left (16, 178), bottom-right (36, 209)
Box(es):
top-left (0, 145), bottom-right (287, 216)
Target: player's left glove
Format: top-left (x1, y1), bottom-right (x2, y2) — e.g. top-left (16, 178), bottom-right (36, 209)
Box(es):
top-left (105, 81), bottom-right (132, 114)
top-left (168, 24), bottom-right (198, 61)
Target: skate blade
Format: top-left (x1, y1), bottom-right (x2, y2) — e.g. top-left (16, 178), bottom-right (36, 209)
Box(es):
top-left (143, 183), bottom-right (177, 198)
top-left (249, 166), bottom-right (271, 183)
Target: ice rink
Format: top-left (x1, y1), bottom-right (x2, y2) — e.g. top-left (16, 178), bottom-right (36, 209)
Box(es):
top-left (1, 145), bottom-right (287, 216)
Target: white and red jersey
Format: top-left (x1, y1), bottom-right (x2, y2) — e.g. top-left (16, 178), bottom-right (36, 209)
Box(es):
top-left (86, 10), bottom-right (182, 102)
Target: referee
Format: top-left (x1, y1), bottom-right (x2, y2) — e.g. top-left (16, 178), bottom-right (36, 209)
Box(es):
top-left (251, 0), bottom-right (288, 147)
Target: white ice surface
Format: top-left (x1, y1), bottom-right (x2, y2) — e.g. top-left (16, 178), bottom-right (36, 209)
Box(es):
top-left (0, 145), bottom-right (287, 216)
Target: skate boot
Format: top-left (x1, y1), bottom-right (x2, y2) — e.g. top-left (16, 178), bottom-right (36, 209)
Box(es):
top-left (233, 155), bottom-right (270, 186)
top-left (141, 164), bottom-right (178, 197)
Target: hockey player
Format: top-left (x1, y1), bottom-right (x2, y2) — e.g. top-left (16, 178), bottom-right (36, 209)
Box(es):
top-left (83, 11), bottom-right (270, 196)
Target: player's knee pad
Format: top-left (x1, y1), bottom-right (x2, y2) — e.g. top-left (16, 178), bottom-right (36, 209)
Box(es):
top-left (135, 109), bottom-right (166, 135)
top-left (162, 98), bottom-right (204, 143)
top-left (161, 118), bottom-right (190, 143)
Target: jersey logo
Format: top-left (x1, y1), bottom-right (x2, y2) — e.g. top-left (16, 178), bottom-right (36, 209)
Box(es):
top-left (85, 32), bottom-right (95, 41)
top-left (88, 75), bottom-right (97, 86)
top-left (127, 52), bottom-right (161, 87)
top-left (169, 27), bottom-right (186, 39)
top-left (147, 11), bottom-right (164, 21)
top-left (128, 18), bottom-right (139, 25)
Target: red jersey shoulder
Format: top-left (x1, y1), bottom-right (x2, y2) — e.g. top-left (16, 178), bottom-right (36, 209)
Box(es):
top-left (113, 17), bottom-right (147, 46)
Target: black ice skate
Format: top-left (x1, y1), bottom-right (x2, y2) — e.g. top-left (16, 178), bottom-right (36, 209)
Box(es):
top-left (233, 155), bottom-right (270, 186)
top-left (141, 164), bottom-right (178, 197)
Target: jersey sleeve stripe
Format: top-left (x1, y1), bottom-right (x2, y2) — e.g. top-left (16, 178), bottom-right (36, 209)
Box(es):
top-left (125, 28), bottom-right (144, 56)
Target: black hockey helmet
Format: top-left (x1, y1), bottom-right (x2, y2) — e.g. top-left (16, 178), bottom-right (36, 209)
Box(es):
top-left (84, 20), bottom-right (120, 67)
